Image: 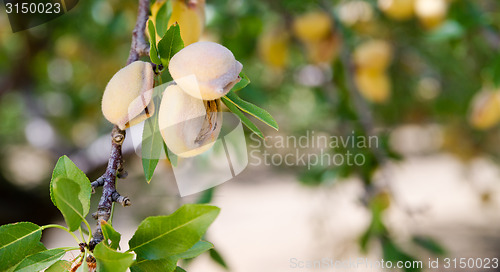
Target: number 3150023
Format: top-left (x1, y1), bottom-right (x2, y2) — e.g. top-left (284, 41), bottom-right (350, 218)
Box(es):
top-left (5, 2), bottom-right (62, 14)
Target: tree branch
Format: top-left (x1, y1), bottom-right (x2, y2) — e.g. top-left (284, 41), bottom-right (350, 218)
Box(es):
top-left (89, 0), bottom-right (150, 250)
top-left (127, 0), bottom-right (151, 65)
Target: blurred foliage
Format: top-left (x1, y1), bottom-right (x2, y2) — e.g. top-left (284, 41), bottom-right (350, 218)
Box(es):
top-left (2, 0), bottom-right (500, 270)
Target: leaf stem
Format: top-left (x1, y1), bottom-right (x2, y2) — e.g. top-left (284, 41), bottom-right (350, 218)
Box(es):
top-left (79, 227), bottom-right (86, 244)
top-left (83, 219), bottom-right (93, 241)
top-left (109, 202), bottom-right (115, 225)
top-left (42, 224), bottom-right (81, 244)
top-left (59, 246), bottom-right (81, 251)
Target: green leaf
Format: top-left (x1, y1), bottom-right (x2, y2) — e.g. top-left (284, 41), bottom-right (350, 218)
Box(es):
top-left (427, 20), bottom-right (464, 41)
top-left (222, 97), bottom-right (264, 139)
top-left (155, 1), bottom-right (172, 38)
top-left (174, 241), bottom-right (213, 259)
top-left (224, 91), bottom-right (278, 131)
top-left (382, 238), bottom-right (421, 272)
top-left (142, 85), bottom-right (165, 183)
top-left (232, 72), bottom-right (250, 92)
top-left (14, 248), bottom-right (65, 272)
top-left (360, 207), bottom-right (386, 252)
top-left (0, 222), bottom-right (45, 272)
top-left (94, 243), bottom-right (134, 272)
top-left (44, 260), bottom-right (71, 272)
top-left (50, 155), bottom-right (91, 210)
top-left (196, 187), bottom-right (214, 204)
top-left (101, 221), bottom-right (121, 250)
top-left (129, 204), bottom-right (220, 259)
top-left (141, 149), bottom-right (160, 183)
top-left (134, 241), bottom-right (214, 272)
top-left (209, 248), bottom-right (229, 269)
top-left (157, 24), bottom-right (184, 68)
top-left (51, 177), bottom-right (91, 231)
top-left (130, 257), bottom-right (177, 272)
top-left (175, 267), bottom-right (187, 272)
top-left (412, 236), bottom-right (446, 255)
top-left (148, 20), bottom-right (161, 65)
top-left (165, 142), bottom-right (178, 167)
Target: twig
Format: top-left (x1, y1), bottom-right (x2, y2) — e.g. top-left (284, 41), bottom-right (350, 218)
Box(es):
top-left (127, 0), bottom-right (151, 65)
top-left (89, 0), bottom-right (151, 250)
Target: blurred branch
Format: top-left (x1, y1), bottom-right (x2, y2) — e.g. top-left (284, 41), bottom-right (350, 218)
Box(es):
top-left (322, 4), bottom-right (419, 216)
top-left (127, 0), bottom-right (151, 65)
top-left (89, 0), bottom-right (150, 250)
top-left (329, 13), bottom-right (389, 178)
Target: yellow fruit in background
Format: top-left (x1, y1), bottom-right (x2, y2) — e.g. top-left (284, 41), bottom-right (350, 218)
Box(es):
top-left (293, 11), bottom-right (333, 42)
top-left (353, 39), bottom-right (392, 71)
top-left (55, 35), bottom-right (79, 59)
top-left (258, 27), bottom-right (290, 69)
top-left (415, 0), bottom-right (448, 29)
top-left (168, 0), bottom-right (205, 45)
top-left (378, 0), bottom-right (415, 20)
top-left (305, 34), bottom-right (341, 64)
top-left (469, 90), bottom-right (500, 130)
top-left (354, 68), bottom-right (391, 103)
top-left (101, 61), bottom-right (155, 130)
top-left (338, 0), bottom-right (374, 27)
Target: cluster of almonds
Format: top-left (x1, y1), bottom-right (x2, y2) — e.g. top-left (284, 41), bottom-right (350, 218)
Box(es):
top-left (101, 41), bottom-right (243, 157)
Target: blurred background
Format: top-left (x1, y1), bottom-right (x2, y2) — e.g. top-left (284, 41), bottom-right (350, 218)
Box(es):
top-left (1, 0), bottom-right (500, 271)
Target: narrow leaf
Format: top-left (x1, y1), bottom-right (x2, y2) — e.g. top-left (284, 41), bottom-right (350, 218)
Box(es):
top-left (51, 177), bottom-right (90, 231)
top-left (155, 1), bottom-right (172, 38)
top-left (174, 241), bottom-right (213, 259)
top-left (14, 248), bottom-right (65, 272)
top-left (413, 236), bottom-right (446, 255)
top-left (165, 142), bottom-right (178, 167)
top-left (222, 97), bottom-right (264, 139)
top-left (209, 248), bottom-right (229, 269)
top-left (232, 72), bottom-right (250, 92)
top-left (148, 19), bottom-right (161, 65)
top-left (382, 239), bottom-right (421, 272)
top-left (196, 187), bottom-right (214, 204)
top-left (142, 85), bottom-right (165, 183)
top-left (224, 91), bottom-right (278, 131)
top-left (130, 257), bottom-right (177, 272)
top-left (45, 260), bottom-right (71, 272)
top-left (175, 267), bottom-right (187, 272)
top-left (101, 220), bottom-right (121, 250)
top-left (142, 159), bottom-right (159, 183)
top-left (0, 222), bottom-right (45, 271)
top-left (94, 243), bottom-right (134, 272)
top-left (128, 204), bottom-right (220, 259)
top-left (157, 24), bottom-right (184, 68)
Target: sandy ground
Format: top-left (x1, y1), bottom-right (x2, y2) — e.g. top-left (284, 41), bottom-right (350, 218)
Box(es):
top-left (44, 153), bottom-right (500, 271)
